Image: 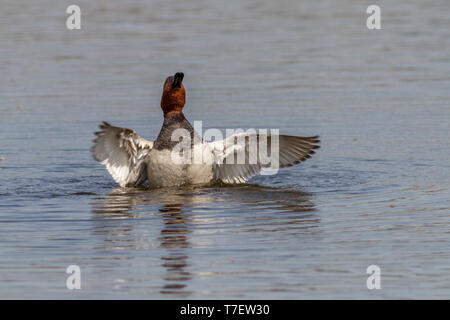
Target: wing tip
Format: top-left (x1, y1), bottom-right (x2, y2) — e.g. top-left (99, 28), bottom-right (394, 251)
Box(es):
top-left (99, 121), bottom-right (113, 130)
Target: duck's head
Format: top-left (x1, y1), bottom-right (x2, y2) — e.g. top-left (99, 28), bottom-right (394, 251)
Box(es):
top-left (161, 72), bottom-right (185, 116)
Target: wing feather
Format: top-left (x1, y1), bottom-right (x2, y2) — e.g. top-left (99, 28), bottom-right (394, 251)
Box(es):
top-left (209, 133), bottom-right (319, 184)
top-left (91, 122), bottom-right (153, 187)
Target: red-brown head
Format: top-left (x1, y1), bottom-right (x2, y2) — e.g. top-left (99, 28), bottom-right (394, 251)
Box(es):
top-left (161, 72), bottom-right (185, 116)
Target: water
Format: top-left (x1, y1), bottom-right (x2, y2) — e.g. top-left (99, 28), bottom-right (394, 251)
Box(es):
top-left (0, 0), bottom-right (449, 299)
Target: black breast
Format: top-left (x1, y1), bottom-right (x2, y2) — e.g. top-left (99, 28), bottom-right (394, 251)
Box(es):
top-left (153, 112), bottom-right (202, 150)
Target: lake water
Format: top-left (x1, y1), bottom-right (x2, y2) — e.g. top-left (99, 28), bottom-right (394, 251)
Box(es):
top-left (0, 0), bottom-right (449, 299)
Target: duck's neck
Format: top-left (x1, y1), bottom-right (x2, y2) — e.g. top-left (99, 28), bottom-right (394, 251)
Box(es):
top-left (154, 111), bottom-right (197, 150)
top-left (163, 110), bottom-right (185, 121)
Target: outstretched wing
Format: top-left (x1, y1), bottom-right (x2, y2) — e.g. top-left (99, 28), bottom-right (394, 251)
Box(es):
top-left (209, 134), bottom-right (320, 184)
top-left (91, 122), bottom-right (153, 187)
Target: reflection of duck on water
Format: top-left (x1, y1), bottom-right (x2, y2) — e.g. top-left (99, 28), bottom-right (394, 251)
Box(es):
top-left (91, 185), bottom-right (319, 297)
top-left (158, 203), bottom-right (192, 296)
top-left (92, 185), bottom-right (318, 229)
top-left (92, 188), bottom-right (198, 297)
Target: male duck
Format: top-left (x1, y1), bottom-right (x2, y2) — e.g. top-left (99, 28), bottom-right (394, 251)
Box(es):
top-left (92, 72), bottom-right (320, 188)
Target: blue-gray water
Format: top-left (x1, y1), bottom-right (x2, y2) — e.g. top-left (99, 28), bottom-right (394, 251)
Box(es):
top-left (0, 0), bottom-right (449, 299)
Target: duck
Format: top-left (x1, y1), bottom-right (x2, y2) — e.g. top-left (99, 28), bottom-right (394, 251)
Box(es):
top-left (92, 72), bottom-right (320, 188)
